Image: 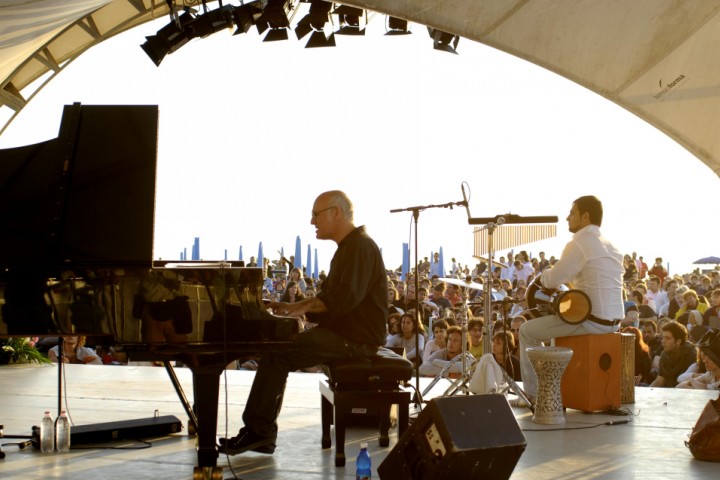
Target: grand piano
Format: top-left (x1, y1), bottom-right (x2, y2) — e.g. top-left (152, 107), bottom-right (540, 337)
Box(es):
top-left (0, 104), bottom-right (299, 479)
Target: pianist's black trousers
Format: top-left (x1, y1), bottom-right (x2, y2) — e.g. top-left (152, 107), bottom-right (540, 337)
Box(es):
top-left (242, 327), bottom-right (376, 439)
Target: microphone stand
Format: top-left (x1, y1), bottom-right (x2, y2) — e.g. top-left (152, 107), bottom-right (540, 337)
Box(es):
top-left (390, 200), bottom-right (466, 409)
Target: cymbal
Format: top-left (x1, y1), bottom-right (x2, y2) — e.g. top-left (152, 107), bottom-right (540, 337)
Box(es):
top-left (473, 256), bottom-right (507, 269)
top-left (439, 277), bottom-right (485, 290)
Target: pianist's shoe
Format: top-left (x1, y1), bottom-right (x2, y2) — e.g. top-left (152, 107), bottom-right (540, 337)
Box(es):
top-left (219, 427), bottom-right (276, 455)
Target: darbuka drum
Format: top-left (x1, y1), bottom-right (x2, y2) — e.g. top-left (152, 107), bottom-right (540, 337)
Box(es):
top-left (526, 346), bottom-right (574, 425)
top-left (526, 281), bottom-right (592, 325)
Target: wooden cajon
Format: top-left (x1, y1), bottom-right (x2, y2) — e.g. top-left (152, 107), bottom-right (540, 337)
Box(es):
top-left (555, 333), bottom-right (621, 412)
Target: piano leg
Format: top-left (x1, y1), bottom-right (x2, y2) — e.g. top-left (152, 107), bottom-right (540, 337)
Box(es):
top-left (190, 364), bottom-right (224, 469)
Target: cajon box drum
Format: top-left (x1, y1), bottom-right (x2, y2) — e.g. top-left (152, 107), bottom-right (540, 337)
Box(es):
top-left (555, 333), bottom-right (621, 412)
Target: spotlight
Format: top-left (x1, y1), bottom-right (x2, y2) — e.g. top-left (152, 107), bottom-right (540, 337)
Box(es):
top-left (385, 16), bottom-right (411, 35)
top-left (232, 4), bottom-right (257, 35)
top-left (295, 0), bottom-right (334, 47)
top-left (257, 0), bottom-right (299, 41)
top-left (332, 5), bottom-right (369, 36)
top-left (189, 4), bottom-right (235, 38)
top-left (428, 27), bottom-right (460, 54)
top-left (140, 10), bottom-right (195, 66)
top-left (305, 29), bottom-right (336, 48)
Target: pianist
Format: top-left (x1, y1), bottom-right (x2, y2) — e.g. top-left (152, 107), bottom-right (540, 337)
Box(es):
top-left (220, 190), bottom-right (387, 455)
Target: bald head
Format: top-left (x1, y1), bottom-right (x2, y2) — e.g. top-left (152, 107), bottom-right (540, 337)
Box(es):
top-left (311, 190), bottom-right (355, 244)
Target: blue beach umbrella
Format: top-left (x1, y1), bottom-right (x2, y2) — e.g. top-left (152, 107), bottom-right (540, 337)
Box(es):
top-left (257, 242), bottom-right (264, 271)
top-left (402, 243), bottom-right (409, 281)
top-left (306, 244), bottom-right (312, 278)
top-left (239, 245), bottom-right (243, 261)
top-left (438, 246), bottom-right (445, 277)
top-left (294, 236), bottom-right (302, 269)
top-left (314, 249), bottom-right (319, 280)
top-left (192, 237), bottom-right (200, 260)
top-left (224, 249), bottom-right (227, 261)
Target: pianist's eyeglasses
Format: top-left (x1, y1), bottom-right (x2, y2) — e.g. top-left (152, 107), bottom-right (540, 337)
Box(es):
top-left (311, 206), bottom-right (336, 219)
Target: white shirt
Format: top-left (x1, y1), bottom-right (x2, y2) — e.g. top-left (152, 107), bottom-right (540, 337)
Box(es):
top-left (541, 224), bottom-right (624, 321)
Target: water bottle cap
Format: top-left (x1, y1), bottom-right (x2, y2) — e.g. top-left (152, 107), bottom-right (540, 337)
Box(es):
top-left (360, 442), bottom-right (368, 449)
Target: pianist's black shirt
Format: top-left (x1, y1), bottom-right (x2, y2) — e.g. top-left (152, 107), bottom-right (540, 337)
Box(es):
top-left (310, 226), bottom-right (387, 348)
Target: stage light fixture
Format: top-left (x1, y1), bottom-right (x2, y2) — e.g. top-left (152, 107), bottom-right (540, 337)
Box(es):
top-left (295, 0), bottom-right (334, 47)
top-left (332, 5), bottom-right (368, 36)
top-left (232, 4), bottom-right (257, 35)
top-left (428, 27), bottom-right (460, 54)
top-left (189, 4), bottom-right (235, 38)
top-left (385, 16), bottom-right (411, 35)
top-left (140, 10), bottom-right (195, 66)
top-left (257, 0), bottom-right (299, 41)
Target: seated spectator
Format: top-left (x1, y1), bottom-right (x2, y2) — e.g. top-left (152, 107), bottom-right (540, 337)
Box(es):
top-left (621, 326), bottom-right (654, 385)
top-left (385, 313), bottom-right (401, 344)
top-left (423, 319), bottom-right (449, 361)
top-left (48, 336), bottom-right (102, 365)
top-left (385, 312), bottom-right (425, 366)
top-left (490, 331), bottom-right (521, 381)
top-left (676, 329), bottom-right (720, 390)
top-left (702, 289), bottom-right (720, 327)
top-left (641, 319), bottom-right (663, 377)
top-left (650, 322), bottom-right (697, 388)
top-left (630, 290), bottom-right (657, 321)
top-left (418, 326), bottom-right (469, 377)
top-left (280, 281), bottom-right (304, 304)
top-left (677, 349), bottom-right (707, 384)
top-left (467, 319), bottom-right (485, 358)
top-left (675, 288), bottom-right (708, 320)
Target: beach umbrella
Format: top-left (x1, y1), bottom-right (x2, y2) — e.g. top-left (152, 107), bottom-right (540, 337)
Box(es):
top-left (402, 243), bottom-right (409, 281)
top-left (693, 256), bottom-right (720, 264)
top-left (438, 246), bottom-right (445, 277)
top-left (224, 249), bottom-right (227, 261)
top-left (294, 236), bottom-right (302, 269)
top-left (239, 245), bottom-right (243, 261)
top-left (314, 249), bottom-right (319, 280)
top-left (192, 237), bottom-right (200, 260)
top-left (257, 242), bottom-right (264, 271)
top-left (306, 244), bottom-right (312, 278)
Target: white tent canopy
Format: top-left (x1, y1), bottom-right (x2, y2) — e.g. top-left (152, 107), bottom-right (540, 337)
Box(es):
top-left (2, 0), bottom-right (720, 179)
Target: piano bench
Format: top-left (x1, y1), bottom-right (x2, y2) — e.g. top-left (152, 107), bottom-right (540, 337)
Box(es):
top-left (320, 348), bottom-right (412, 467)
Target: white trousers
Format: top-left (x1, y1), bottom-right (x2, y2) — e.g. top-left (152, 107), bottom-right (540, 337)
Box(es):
top-left (519, 314), bottom-right (616, 398)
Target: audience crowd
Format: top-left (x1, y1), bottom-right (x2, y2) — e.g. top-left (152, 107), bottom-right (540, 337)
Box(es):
top-left (14, 250), bottom-right (720, 392)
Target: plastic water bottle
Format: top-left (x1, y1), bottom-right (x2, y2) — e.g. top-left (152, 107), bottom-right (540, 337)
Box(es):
top-left (40, 411), bottom-right (54, 453)
top-left (55, 410), bottom-right (71, 453)
top-left (356, 442), bottom-right (371, 480)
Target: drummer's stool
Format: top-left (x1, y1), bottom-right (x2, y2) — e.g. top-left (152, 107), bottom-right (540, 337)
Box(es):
top-left (555, 333), bottom-right (622, 412)
top-left (320, 348), bottom-right (413, 467)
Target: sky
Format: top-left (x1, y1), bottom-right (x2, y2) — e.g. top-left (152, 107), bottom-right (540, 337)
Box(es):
top-left (1, 8), bottom-right (719, 276)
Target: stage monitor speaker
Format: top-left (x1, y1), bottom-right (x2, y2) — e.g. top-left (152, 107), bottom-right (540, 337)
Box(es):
top-left (378, 395), bottom-right (526, 480)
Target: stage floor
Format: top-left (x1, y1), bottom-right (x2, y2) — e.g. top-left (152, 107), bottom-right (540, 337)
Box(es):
top-left (1, 363), bottom-right (719, 479)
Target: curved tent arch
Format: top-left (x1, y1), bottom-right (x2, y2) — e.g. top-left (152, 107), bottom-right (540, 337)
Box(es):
top-left (2, 0), bottom-right (720, 180)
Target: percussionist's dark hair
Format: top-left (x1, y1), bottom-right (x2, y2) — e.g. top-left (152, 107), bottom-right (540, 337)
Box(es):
top-left (573, 195), bottom-right (603, 226)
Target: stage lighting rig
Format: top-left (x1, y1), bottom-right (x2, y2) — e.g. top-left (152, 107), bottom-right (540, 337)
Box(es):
top-left (385, 16), bottom-right (411, 35)
top-left (428, 27), bottom-right (460, 54)
top-left (256, 0), bottom-right (300, 42)
top-left (295, 0), bottom-right (335, 48)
